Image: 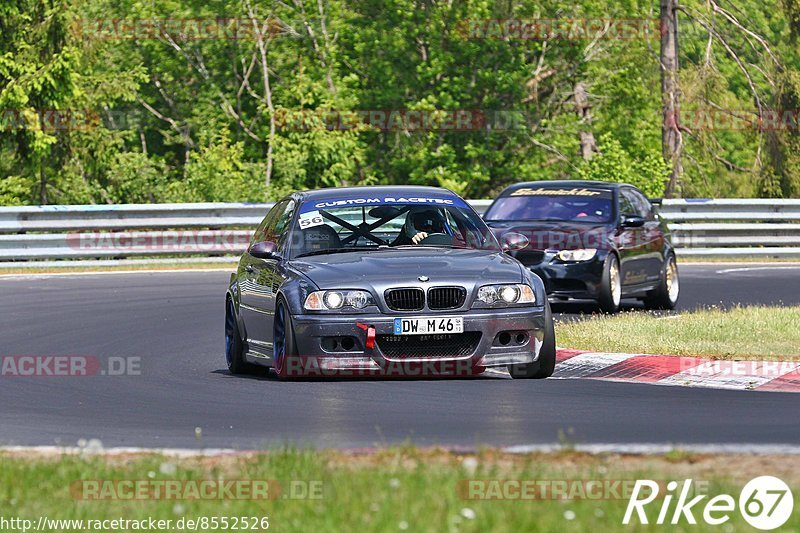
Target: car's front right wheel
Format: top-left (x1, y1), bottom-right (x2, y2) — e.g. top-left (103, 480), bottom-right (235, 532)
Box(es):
top-left (273, 296), bottom-right (299, 380)
top-left (508, 302), bottom-right (556, 379)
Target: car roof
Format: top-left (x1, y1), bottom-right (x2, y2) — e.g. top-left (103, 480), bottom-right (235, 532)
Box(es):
top-left (293, 185), bottom-right (459, 202)
top-left (498, 180), bottom-right (628, 196)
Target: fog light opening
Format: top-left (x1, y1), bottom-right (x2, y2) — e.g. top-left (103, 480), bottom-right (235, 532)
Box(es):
top-left (498, 332), bottom-right (511, 346)
top-left (341, 337), bottom-right (355, 351)
top-left (515, 333), bottom-right (527, 344)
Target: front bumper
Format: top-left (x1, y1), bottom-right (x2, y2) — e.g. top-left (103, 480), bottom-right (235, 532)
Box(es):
top-left (522, 251), bottom-right (606, 300)
top-left (288, 306), bottom-right (546, 377)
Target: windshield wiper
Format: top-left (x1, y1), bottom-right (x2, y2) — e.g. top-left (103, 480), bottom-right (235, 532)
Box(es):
top-left (295, 247), bottom-right (377, 258)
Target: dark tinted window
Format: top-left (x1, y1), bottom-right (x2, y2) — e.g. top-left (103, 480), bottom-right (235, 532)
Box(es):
top-left (621, 189), bottom-right (649, 218)
top-left (485, 186), bottom-right (614, 223)
top-left (251, 200), bottom-right (287, 245)
top-left (627, 189), bottom-right (653, 219)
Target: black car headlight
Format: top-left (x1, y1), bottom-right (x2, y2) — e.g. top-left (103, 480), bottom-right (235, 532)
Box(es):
top-left (304, 290), bottom-right (374, 311)
top-left (474, 284), bottom-right (536, 307)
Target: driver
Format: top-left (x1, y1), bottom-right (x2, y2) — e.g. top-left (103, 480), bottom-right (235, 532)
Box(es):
top-left (392, 208), bottom-right (447, 246)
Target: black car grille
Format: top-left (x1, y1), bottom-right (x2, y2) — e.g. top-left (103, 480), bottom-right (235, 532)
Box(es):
top-left (376, 332), bottom-right (482, 359)
top-left (515, 250), bottom-right (545, 266)
top-left (427, 287), bottom-right (466, 310)
top-left (384, 288), bottom-right (425, 311)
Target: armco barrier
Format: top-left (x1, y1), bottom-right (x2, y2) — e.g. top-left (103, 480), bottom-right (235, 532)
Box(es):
top-left (0, 199), bottom-right (798, 266)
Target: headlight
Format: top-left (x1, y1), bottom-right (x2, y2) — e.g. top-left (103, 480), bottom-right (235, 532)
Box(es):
top-left (476, 284), bottom-right (536, 306)
top-left (556, 248), bottom-right (597, 262)
top-left (304, 290), bottom-right (373, 310)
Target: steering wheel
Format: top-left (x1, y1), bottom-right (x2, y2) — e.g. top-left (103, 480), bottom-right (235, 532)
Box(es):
top-left (417, 233), bottom-right (451, 245)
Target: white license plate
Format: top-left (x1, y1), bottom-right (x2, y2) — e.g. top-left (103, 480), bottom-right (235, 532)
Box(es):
top-left (393, 316), bottom-right (464, 335)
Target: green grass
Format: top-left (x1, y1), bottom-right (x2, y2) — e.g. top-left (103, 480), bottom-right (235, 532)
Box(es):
top-left (557, 305), bottom-right (800, 360)
top-left (2, 448), bottom-right (798, 532)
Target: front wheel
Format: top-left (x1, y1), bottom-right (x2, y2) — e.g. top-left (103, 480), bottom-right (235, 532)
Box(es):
top-left (597, 254), bottom-right (622, 313)
top-left (508, 302), bottom-right (556, 379)
top-left (225, 298), bottom-right (249, 374)
top-left (273, 296), bottom-right (299, 380)
top-left (644, 254), bottom-right (680, 310)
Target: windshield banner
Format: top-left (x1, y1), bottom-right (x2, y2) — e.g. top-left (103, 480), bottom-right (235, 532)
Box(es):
top-left (300, 195), bottom-right (469, 213)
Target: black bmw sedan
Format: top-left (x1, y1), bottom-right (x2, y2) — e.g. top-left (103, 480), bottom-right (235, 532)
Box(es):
top-left (484, 181), bottom-right (679, 313)
top-left (225, 185), bottom-right (556, 380)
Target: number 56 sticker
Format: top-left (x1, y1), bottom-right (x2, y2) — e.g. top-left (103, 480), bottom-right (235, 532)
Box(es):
top-left (299, 211), bottom-right (325, 229)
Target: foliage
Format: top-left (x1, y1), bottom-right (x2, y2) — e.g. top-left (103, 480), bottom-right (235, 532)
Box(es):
top-left (1, 0), bottom-right (799, 205)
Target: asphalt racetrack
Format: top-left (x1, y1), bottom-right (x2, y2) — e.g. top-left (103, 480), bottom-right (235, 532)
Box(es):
top-left (1, 264), bottom-right (799, 450)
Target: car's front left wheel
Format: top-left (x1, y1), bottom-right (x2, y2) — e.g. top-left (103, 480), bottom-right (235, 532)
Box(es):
top-left (508, 302), bottom-right (556, 379)
top-left (225, 298), bottom-right (249, 374)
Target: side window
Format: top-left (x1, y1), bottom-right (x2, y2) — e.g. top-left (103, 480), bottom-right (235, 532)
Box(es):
top-left (618, 192), bottom-right (638, 218)
top-left (629, 189), bottom-right (653, 219)
top-left (251, 200), bottom-right (287, 245)
top-left (273, 200), bottom-right (296, 250)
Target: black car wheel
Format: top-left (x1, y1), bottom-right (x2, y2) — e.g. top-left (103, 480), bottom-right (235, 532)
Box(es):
top-left (508, 302), bottom-right (556, 379)
top-left (225, 298), bottom-right (249, 374)
top-left (273, 296), bottom-right (299, 380)
top-left (597, 254), bottom-right (622, 313)
top-left (644, 254), bottom-right (680, 310)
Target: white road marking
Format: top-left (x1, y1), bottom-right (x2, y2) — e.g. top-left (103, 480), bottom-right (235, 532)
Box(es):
top-left (715, 265), bottom-right (800, 274)
top-left (552, 351), bottom-right (639, 378)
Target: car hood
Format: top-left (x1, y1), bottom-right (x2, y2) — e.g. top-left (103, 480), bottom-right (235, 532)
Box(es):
top-left (289, 248), bottom-right (523, 289)
top-left (487, 220), bottom-right (614, 250)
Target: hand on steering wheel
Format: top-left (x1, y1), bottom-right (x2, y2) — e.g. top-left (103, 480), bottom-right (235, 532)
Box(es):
top-left (411, 232), bottom-right (447, 245)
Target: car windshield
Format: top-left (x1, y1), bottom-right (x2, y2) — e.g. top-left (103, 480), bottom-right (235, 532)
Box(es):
top-left (291, 195), bottom-right (500, 258)
top-left (485, 186), bottom-right (614, 223)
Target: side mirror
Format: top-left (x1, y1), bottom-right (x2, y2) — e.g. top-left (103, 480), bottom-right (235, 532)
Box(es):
top-left (501, 232), bottom-right (529, 252)
top-left (620, 215), bottom-right (646, 228)
top-left (249, 241), bottom-right (278, 259)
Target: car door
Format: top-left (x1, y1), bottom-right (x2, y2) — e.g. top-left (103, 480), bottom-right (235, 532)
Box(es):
top-left (239, 199), bottom-right (295, 355)
top-left (627, 188), bottom-right (664, 282)
top-left (616, 189), bottom-right (651, 288)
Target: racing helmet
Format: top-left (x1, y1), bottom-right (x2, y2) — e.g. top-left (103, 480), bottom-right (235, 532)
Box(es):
top-left (403, 208), bottom-right (446, 238)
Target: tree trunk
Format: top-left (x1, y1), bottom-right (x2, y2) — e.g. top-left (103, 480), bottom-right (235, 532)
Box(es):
top-left (574, 82), bottom-right (597, 160)
top-left (661, 0), bottom-right (683, 197)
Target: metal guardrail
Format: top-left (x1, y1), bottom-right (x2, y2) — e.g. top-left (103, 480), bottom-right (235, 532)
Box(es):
top-left (0, 199), bottom-right (798, 266)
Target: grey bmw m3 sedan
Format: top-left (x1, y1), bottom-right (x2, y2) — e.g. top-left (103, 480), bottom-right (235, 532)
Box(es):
top-left (225, 186), bottom-right (555, 380)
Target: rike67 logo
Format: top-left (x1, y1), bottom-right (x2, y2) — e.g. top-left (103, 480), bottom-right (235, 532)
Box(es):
top-left (623, 476), bottom-right (794, 530)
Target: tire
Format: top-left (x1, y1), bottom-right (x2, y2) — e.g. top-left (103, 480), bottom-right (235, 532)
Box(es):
top-left (508, 302), bottom-right (556, 379)
top-left (644, 254), bottom-right (680, 310)
top-left (225, 297), bottom-right (250, 374)
top-left (597, 254), bottom-right (622, 313)
top-left (273, 296), bottom-right (299, 380)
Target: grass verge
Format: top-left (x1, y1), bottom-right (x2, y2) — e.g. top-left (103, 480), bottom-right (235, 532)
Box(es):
top-left (557, 305), bottom-right (800, 360)
top-left (2, 447), bottom-right (799, 531)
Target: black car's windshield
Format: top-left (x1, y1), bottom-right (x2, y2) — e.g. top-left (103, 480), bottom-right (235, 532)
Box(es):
top-left (291, 196), bottom-right (499, 258)
top-left (485, 186), bottom-right (614, 223)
